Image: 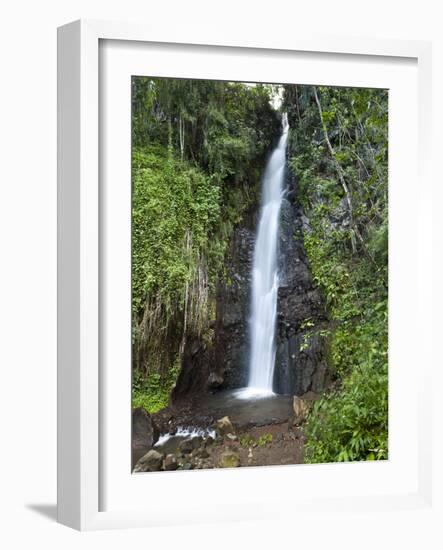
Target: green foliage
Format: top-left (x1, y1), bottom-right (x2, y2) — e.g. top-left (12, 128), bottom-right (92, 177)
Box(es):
top-left (368, 218), bottom-right (388, 265)
top-left (132, 145), bottom-right (221, 313)
top-left (132, 365), bottom-right (180, 414)
top-left (305, 358), bottom-right (388, 463)
top-left (132, 78), bottom-right (279, 179)
top-left (304, 219), bottom-right (388, 376)
top-left (283, 84), bottom-right (389, 463)
top-left (285, 86), bottom-right (388, 235)
top-left (239, 433), bottom-right (273, 447)
top-left (131, 77), bottom-right (390, 468)
top-left (257, 433), bottom-right (273, 446)
top-left (239, 434), bottom-right (255, 447)
top-left (302, 212), bottom-right (388, 463)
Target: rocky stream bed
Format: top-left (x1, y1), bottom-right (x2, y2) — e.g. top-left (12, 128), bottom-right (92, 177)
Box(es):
top-left (132, 390), bottom-right (318, 472)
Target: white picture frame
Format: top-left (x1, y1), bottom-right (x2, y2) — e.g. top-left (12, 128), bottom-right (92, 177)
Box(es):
top-left (57, 19), bottom-right (434, 531)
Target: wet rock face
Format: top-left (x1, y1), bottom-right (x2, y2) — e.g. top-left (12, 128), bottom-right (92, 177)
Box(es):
top-left (211, 220), bottom-right (257, 390)
top-left (214, 172), bottom-right (330, 395)
top-left (171, 337), bottom-right (211, 402)
top-left (171, 210), bottom-right (257, 402)
top-left (275, 331), bottom-right (329, 395)
top-left (274, 174), bottom-right (330, 395)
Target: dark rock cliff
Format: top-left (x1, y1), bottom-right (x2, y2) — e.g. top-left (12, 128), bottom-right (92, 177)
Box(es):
top-left (274, 169), bottom-right (330, 395)
top-left (211, 222), bottom-right (256, 389)
top-left (172, 159), bottom-right (330, 402)
top-left (171, 205), bottom-right (257, 402)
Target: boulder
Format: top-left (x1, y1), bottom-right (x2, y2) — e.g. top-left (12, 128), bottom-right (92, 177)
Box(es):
top-left (133, 449), bottom-right (164, 472)
top-left (192, 448), bottom-right (209, 459)
top-left (178, 436), bottom-right (202, 455)
top-left (216, 416), bottom-right (235, 436)
top-left (292, 396), bottom-right (311, 425)
top-left (132, 408), bottom-right (159, 455)
top-left (194, 459), bottom-right (213, 470)
top-left (178, 438), bottom-right (194, 455)
top-left (164, 454), bottom-right (178, 471)
top-left (207, 372), bottom-right (224, 389)
top-left (219, 449), bottom-right (241, 468)
top-left (192, 436), bottom-right (204, 449)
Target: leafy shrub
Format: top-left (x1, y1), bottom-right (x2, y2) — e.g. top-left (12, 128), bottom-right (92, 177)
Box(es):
top-left (239, 433), bottom-right (273, 447)
top-left (304, 357), bottom-right (388, 463)
top-left (302, 213), bottom-right (388, 463)
top-left (132, 146), bottom-right (221, 315)
top-left (132, 365), bottom-right (179, 413)
top-left (257, 433), bottom-right (273, 446)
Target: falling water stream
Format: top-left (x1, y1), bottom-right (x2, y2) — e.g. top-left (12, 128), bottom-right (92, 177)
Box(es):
top-left (246, 114), bottom-right (289, 396)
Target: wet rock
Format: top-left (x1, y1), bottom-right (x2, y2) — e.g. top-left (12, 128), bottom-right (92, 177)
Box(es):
top-left (290, 427), bottom-right (303, 439)
top-left (216, 416), bottom-right (235, 436)
top-left (211, 226), bottom-right (257, 390)
top-left (134, 449), bottom-right (164, 472)
top-left (302, 390), bottom-right (320, 401)
top-left (132, 408), bottom-right (159, 457)
top-left (192, 448), bottom-right (209, 459)
top-left (204, 435), bottom-right (214, 447)
top-left (164, 454), bottom-right (178, 471)
top-left (194, 457), bottom-right (213, 469)
top-left (178, 436), bottom-right (202, 455)
top-left (292, 396), bottom-right (311, 425)
top-left (171, 338), bottom-right (211, 403)
top-left (179, 462), bottom-right (194, 470)
top-left (178, 438), bottom-right (194, 455)
top-left (207, 372), bottom-right (224, 389)
top-left (171, 222), bottom-right (256, 400)
top-left (274, 185), bottom-right (331, 396)
top-left (219, 449), bottom-right (241, 468)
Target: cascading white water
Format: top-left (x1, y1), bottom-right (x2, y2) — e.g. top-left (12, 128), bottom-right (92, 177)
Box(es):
top-left (247, 114), bottom-right (289, 395)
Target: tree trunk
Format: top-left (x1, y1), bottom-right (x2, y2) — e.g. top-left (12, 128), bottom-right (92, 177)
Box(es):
top-left (313, 86), bottom-right (361, 253)
top-left (179, 113), bottom-right (185, 160)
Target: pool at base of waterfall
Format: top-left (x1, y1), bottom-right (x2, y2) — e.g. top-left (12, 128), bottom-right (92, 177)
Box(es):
top-left (150, 389), bottom-right (294, 443)
top-left (133, 389), bottom-right (304, 472)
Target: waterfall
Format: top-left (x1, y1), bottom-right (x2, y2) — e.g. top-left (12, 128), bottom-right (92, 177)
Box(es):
top-left (247, 114), bottom-right (289, 395)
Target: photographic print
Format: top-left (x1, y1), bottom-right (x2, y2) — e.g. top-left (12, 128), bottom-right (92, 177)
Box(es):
top-left (131, 78), bottom-right (388, 473)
